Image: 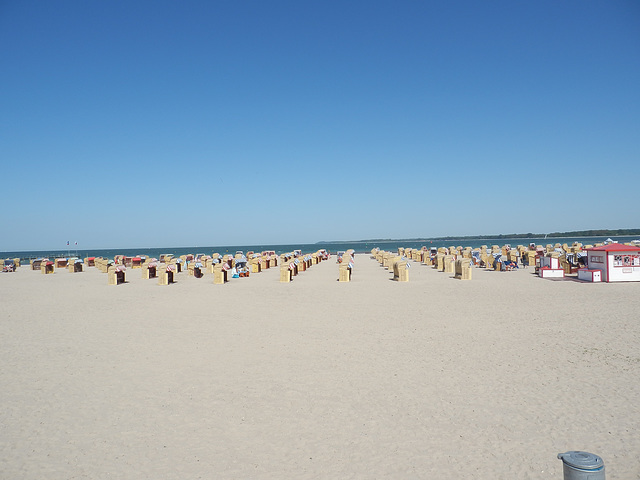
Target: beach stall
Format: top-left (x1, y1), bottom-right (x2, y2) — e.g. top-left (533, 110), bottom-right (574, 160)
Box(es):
top-left (249, 255), bottom-right (261, 273)
top-left (261, 251), bottom-right (276, 267)
top-left (55, 258), bottom-right (68, 269)
top-left (159, 254), bottom-right (174, 264)
top-left (296, 256), bottom-right (306, 273)
top-left (159, 264), bottom-right (176, 285)
top-left (577, 268), bottom-right (602, 282)
top-left (455, 258), bottom-right (472, 280)
top-left (131, 257), bottom-right (143, 268)
top-left (108, 265), bottom-right (126, 285)
top-left (539, 255), bottom-right (560, 269)
top-left (443, 255), bottom-right (456, 273)
top-left (537, 254), bottom-right (564, 278)
top-left (95, 257), bottom-right (110, 273)
top-left (234, 256), bottom-right (250, 277)
top-left (213, 262), bottom-right (229, 284)
top-left (522, 250), bottom-right (536, 268)
top-left (142, 261), bottom-right (157, 279)
top-left (339, 259), bottom-right (353, 282)
top-left (392, 258), bottom-right (409, 282)
top-left (68, 258), bottom-right (83, 273)
top-left (280, 263), bottom-right (293, 283)
top-left (41, 260), bottom-right (54, 274)
top-left (192, 262), bottom-right (204, 278)
top-left (585, 243), bottom-right (640, 282)
top-left (539, 266), bottom-right (564, 278)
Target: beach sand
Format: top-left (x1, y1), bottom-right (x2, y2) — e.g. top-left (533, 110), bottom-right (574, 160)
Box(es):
top-left (1, 254), bottom-right (639, 479)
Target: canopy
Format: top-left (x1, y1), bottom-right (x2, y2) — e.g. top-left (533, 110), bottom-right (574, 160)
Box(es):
top-left (587, 244), bottom-right (640, 252)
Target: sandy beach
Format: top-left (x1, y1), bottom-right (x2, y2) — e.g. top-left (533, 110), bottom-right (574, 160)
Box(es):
top-left (1, 254), bottom-right (639, 479)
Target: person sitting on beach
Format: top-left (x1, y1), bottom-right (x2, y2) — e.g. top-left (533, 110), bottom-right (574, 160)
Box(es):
top-left (504, 260), bottom-right (518, 271)
top-left (2, 261), bottom-right (15, 272)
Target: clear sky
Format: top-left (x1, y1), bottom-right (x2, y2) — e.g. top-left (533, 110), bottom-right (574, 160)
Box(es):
top-left (1, 1), bottom-right (639, 251)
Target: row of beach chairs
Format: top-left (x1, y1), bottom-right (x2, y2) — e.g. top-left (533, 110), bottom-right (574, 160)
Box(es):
top-left (371, 240), bottom-right (613, 281)
top-left (106, 251), bottom-right (282, 286)
top-left (371, 249), bottom-right (412, 281)
top-left (279, 249), bottom-right (330, 282)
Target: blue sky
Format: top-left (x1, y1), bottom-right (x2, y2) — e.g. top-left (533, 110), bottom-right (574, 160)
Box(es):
top-left (1, 1), bottom-right (639, 250)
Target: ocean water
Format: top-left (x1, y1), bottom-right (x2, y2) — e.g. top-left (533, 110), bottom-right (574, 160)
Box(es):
top-left (2, 236), bottom-right (639, 263)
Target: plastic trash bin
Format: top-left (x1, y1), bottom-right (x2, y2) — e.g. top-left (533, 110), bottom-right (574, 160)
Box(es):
top-left (557, 451), bottom-right (605, 480)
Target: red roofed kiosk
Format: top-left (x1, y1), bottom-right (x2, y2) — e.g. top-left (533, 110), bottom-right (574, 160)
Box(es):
top-left (584, 243), bottom-right (640, 282)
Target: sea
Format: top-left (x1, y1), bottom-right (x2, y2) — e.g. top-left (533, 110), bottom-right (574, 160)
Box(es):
top-left (2, 235), bottom-right (639, 263)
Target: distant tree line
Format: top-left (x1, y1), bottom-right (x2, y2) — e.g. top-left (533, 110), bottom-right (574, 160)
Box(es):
top-left (542, 229), bottom-right (640, 237)
top-left (318, 228), bottom-right (640, 244)
top-left (451, 229), bottom-right (640, 240)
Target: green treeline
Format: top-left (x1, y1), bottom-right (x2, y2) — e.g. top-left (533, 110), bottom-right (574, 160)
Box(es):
top-left (342, 228), bottom-right (640, 243)
top-left (541, 229), bottom-right (640, 238)
top-left (434, 229), bottom-right (640, 241)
